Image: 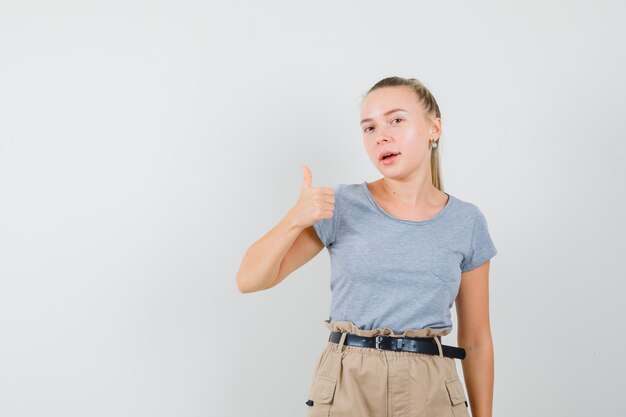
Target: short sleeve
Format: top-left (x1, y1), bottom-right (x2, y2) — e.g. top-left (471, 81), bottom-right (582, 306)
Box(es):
top-left (460, 208), bottom-right (497, 272)
top-left (312, 184), bottom-right (340, 247)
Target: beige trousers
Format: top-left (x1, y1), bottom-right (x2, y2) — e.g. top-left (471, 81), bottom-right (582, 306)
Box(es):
top-left (306, 320), bottom-right (470, 417)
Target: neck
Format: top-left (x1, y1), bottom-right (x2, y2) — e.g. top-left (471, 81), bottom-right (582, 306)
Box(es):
top-left (380, 175), bottom-right (437, 208)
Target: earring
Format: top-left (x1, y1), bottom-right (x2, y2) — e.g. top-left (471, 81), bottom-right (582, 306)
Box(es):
top-left (431, 140), bottom-right (438, 149)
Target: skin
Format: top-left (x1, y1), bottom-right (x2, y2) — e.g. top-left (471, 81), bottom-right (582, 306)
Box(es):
top-left (360, 85), bottom-right (494, 417)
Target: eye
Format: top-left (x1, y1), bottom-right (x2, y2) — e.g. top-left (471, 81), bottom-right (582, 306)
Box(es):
top-left (391, 118), bottom-right (403, 124)
top-left (363, 126), bottom-right (374, 133)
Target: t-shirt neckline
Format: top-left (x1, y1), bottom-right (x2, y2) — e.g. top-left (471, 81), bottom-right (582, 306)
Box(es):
top-left (360, 181), bottom-right (455, 225)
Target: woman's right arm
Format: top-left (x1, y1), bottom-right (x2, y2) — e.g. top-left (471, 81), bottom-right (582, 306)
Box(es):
top-left (235, 215), bottom-right (323, 293)
top-left (235, 165), bottom-right (335, 293)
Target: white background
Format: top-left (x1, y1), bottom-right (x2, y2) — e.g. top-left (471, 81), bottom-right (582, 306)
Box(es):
top-left (1, 1), bottom-right (625, 416)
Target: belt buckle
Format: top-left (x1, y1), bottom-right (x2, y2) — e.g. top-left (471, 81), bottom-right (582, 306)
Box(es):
top-left (375, 335), bottom-right (383, 350)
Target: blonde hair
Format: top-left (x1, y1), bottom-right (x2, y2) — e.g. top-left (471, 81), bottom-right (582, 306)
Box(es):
top-left (361, 76), bottom-right (443, 191)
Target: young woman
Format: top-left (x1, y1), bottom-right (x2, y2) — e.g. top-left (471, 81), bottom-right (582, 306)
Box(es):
top-left (236, 76), bottom-right (497, 417)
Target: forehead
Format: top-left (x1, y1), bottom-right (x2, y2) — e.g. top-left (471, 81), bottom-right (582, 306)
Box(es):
top-left (360, 86), bottom-right (421, 118)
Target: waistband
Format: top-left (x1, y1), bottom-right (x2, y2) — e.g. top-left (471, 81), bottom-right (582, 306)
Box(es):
top-left (324, 320), bottom-right (452, 338)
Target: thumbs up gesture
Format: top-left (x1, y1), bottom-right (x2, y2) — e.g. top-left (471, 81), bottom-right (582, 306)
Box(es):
top-left (289, 164), bottom-right (335, 229)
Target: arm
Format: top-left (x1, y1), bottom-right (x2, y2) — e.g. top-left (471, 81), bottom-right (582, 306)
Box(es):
top-left (235, 165), bottom-right (335, 293)
top-left (235, 212), bottom-right (324, 293)
top-left (455, 259), bottom-right (494, 417)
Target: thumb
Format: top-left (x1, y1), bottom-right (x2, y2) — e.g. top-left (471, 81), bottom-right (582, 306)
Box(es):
top-left (300, 164), bottom-right (312, 190)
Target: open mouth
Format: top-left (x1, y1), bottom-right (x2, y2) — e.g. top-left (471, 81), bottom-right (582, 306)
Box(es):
top-left (380, 152), bottom-right (401, 165)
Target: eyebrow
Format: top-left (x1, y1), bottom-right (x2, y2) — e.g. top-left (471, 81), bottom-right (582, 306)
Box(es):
top-left (360, 108), bottom-right (408, 125)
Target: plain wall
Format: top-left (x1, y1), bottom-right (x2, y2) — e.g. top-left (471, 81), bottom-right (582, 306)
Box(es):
top-left (1, 1), bottom-right (625, 416)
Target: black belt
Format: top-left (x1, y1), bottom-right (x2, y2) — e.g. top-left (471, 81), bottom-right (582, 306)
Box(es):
top-left (329, 331), bottom-right (466, 360)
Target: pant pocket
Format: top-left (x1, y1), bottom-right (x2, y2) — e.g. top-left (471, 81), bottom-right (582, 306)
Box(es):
top-left (306, 373), bottom-right (337, 417)
top-left (445, 375), bottom-right (470, 417)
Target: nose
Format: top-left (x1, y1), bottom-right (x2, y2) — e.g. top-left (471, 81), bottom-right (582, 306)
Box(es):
top-left (375, 125), bottom-right (392, 145)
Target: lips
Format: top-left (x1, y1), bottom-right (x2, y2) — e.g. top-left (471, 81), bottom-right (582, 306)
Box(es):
top-left (379, 151), bottom-right (401, 160)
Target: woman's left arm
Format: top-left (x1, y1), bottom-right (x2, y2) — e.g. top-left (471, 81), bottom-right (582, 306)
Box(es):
top-left (455, 260), bottom-right (494, 417)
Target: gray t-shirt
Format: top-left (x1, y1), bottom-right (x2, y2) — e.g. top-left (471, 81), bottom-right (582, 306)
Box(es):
top-left (313, 181), bottom-right (498, 334)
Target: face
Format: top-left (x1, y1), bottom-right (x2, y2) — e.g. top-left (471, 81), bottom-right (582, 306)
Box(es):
top-left (360, 86), bottom-right (440, 179)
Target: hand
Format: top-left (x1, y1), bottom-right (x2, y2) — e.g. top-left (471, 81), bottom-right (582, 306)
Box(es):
top-left (288, 164), bottom-right (335, 229)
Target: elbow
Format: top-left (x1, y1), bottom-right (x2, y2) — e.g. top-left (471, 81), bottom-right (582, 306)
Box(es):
top-left (236, 274), bottom-right (252, 293)
top-left (235, 254), bottom-right (279, 294)
top-left (236, 272), bottom-right (266, 294)
top-left (236, 282), bottom-right (248, 294)
top-left (457, 328), bottom-right (493, 351)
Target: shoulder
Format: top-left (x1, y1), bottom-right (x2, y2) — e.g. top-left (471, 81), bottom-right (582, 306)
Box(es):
top-left (447, 193), bottom-right (484, 221)
top-left (332, 183), bottom-right (363, 199)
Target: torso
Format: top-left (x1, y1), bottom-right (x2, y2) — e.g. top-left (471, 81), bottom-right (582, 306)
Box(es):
top-left (365, 180), bottom-right (450, 222)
